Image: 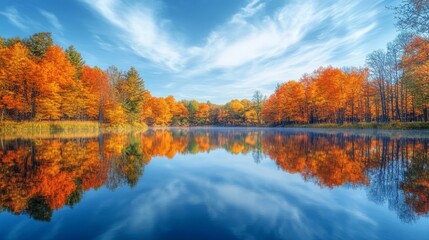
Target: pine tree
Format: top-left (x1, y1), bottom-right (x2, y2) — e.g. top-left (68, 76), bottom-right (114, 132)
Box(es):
top-left (66, 45), bottom-right (85, 79)
top-left (117, 67), bottom-right (145, 124)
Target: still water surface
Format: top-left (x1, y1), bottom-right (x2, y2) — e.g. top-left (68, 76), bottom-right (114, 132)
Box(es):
top-left (1, 128), bottom-right (429, 239)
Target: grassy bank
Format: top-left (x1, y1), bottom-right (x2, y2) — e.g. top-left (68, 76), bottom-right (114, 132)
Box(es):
top-left (2, 121), bottom-right (426, 137)
top-left (0, 121), bottom-right (148, 138)
top-left (286, 122), bottom-right (429, 130)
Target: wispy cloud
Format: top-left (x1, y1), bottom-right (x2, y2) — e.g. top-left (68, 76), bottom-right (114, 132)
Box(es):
top-left (82, 0), bottom-right (184, 71)
top-left (93, 34), bottom-right (114, 51)
top-left (230, 0), bottom-right (266, 25)
top-left (0, 7), bottom-right (27, 30)
top-left (198, 1), bottom-right (317, 70)
top-left (81, 0), bottom-right (389, 102)
top-left (88, 151), bottom-right (378, 239)
top-left (39, 9), bottom-right (63, 31)
top-left (177, 0), bottom-right (380, 101)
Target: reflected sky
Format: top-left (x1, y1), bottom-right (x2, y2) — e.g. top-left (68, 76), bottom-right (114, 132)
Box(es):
top-left (1, 128), bottom-right (429, 239)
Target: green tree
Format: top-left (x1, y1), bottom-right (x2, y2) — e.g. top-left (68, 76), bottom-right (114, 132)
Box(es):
top-left (117, 67), bottom-right (145, 124)
top-left (186, 100), bottom-right (200, 123)
top-left (4, 37), bottom-right (22, 47)
top-left (120, 134), bottom-right (145, 187)
top-left (27, 196), bottom-right (53, 221)
top-left (65, 45), bottom-right (85, 79)
top-left (23, 32), bottom-right (53, 57)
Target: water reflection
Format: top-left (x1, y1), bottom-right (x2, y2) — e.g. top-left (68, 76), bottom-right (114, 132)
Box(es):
top-left (0, 128), bottom-right (428, 223)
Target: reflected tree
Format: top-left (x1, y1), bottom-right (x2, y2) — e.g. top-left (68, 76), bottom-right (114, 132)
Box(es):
top-left (26, 196), bottom-right (53, 222)
top-left (402, 150), bottom-right (429, 216)
top-left (1, 129), bottom-right (429, 223)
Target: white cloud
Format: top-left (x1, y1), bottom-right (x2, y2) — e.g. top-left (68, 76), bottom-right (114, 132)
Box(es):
top-left (201, 1), bottom-right (316, 70)
top-left (81, 0), bottom-right (390, 102)
top-left (230, 0), bottom-right (266, 25)
top-left (0, 7), bottom-right (27, 30)
top-left (176, 0), bottom-right (381, 101)
top-left (39, 9), bottom-right (63, 31)
top-left (82, 0), bottom-right (184, 71)
top-left (87, 151), bottom-right (379, 239)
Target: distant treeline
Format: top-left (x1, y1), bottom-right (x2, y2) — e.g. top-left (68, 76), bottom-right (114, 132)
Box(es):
top-left (0, 0), bottom-right (428, 127)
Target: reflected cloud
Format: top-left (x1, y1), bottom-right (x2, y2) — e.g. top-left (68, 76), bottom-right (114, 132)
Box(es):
top-left (0, 128), bottom-right (428, 231)
top-left (92, 151), bottom-right (379, 239)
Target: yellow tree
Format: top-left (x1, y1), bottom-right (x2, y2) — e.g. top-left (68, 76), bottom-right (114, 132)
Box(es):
top-left (277, 81), bottom-right (306, 123)
top-left (61, 80), bottom-right (89, 120)
top-left (141, 95), bottom-right (172, 126)
top-left (194, 103), bottom-right (210, 124)
top-left (263, 92), bottom-right (282, 125)
top-left (80, 66), bottom-right (111, 122)
top-left (226, 99), bottom-right (244, 125)
top-left (154, 98), bottom-right (173, 126)
top-left (175, 102), bottom-right (189, 125)
top-left (0, 43), bottom-right (38, 120)
top-left (402, 36), bottom-right (429, 121)
top-left (166, 95), bottom-right (189, 125)
top-left (313, 67), bottom-right (346, 123)
top-left (299, 73), bottom-right (316, 123)
top-left (244, 109), bottom-right (258, 125)
top-left (343, 67), bottom-right (367, 122)
top-left (37, 46), bottom-right (76, 120)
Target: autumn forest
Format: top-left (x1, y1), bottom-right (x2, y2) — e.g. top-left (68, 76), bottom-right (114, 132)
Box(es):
top-left (2, 1), bottom-right (429, 239)
top-left (0, 1), bottom-right (428, 128)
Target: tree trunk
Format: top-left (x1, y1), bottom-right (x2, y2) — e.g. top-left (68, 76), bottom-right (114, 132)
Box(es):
top-left (390, 85), bottom-right (394, 120)
top-left (375, 99), bottom-right (380, 123)
top-left (337, 108), bottom-right (344, 124)
top-left (98, 100), bottom-right (103, 123)
top-left (365, 96), bottom-right (371, 122)
top-left (395, 83), bottom-right (401, 121)
top-left (405, 89), bottom-right (409, 121)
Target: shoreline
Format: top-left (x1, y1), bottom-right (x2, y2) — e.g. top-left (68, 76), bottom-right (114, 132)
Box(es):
top-left (0, 121), bottom-right (148, 137)
top-left (0, 121), bottom-right (428, 139)
top-left (283, 122), bottom-right (429, 130)
top-left (2, 120), bottom-right (428, 132)
top-left (153, 122), bottom-right (429, 130)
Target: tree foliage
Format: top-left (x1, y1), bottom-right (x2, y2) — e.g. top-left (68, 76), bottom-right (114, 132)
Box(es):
top-left (23, 32), bottom-right (53, 57)
top-left (0, 34), bottom-right (144, 125)
top-left (66, 45), bottom-right (85, 79)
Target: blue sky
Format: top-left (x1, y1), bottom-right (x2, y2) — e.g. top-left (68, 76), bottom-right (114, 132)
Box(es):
top-left (0, 0), bottom-right (399, 103)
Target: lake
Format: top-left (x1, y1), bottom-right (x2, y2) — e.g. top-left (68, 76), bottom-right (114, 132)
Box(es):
top-left (0, 127), bottom-right (428, 239)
